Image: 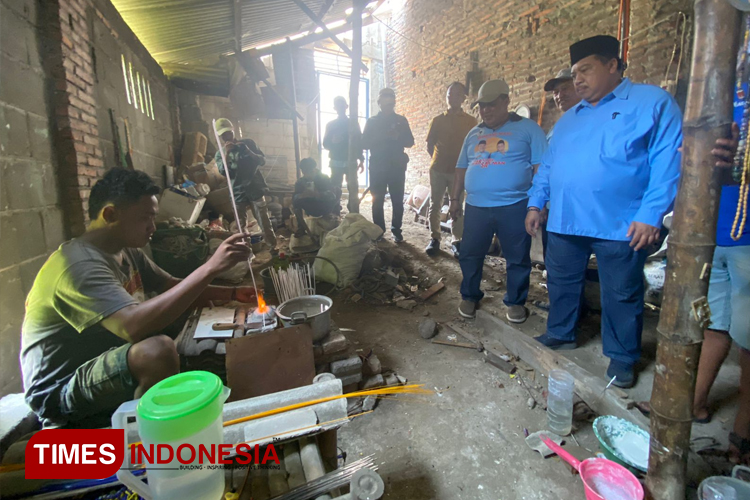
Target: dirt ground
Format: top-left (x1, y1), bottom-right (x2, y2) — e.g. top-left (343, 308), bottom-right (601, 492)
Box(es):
top-left (309, 197), bottom-right (742, 499)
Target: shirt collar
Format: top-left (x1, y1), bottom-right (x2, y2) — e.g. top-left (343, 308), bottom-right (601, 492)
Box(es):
top-left (575, 78), bottom-right (632, 112)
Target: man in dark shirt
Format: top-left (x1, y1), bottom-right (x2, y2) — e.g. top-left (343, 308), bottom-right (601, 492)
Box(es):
top-left (293, 158), bottom-right (338, 218)
top-left (361, 88), bottom-right (415, 242)
top-left (21, 168), bottom-right (255, 428)
top-left (214, 118), bottom-right (277, 250)
top-left (322, 96), bottom-right (363, 213)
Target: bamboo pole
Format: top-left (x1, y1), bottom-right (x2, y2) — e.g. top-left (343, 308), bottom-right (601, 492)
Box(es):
top-left (646, 2), bottom-right (741, 498)
top-left (347, 0), bottom-right (365, 213)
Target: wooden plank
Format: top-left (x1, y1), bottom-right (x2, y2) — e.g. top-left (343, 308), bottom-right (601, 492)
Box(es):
top-left (431, 339), bottom-right (478, 349)
top-left (475, 310), bottom-right (649, 430)
top-left (483, 350), bottom-right (517, 374)
top-left (419, 282), bottom-right (445, 301)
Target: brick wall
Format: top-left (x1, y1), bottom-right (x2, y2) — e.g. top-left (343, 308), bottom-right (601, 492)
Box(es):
top-left (0, 0), bottom-right (179, 397)
top-left (0, 0), bottom-right (67, 395)
top-left (382, 0), bottom-right (692, 189)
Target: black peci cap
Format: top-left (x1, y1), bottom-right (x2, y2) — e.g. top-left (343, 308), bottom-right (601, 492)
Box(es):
top-left (569, 35), bottom-right (620, 66)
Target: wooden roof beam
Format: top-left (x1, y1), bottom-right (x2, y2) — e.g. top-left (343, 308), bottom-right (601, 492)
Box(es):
top-left (290, 0), bottom-right (368, 73)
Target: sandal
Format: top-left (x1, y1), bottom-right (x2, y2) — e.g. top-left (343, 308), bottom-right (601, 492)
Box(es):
top-left (728, 432), bottom-right (750, 465)
top-left (636, 401), bottom-right (713, 423)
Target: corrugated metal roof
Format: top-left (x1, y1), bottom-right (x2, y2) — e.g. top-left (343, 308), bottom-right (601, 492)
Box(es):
top-left (111, 0), bottom-right (351, 65)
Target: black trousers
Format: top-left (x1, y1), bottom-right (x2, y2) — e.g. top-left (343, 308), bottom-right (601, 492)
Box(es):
top-left (369, 168), bottom-right (405, 233)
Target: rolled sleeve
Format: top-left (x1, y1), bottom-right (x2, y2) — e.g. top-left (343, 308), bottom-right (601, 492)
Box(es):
top-left (633, 95), bottom-right (683, 228)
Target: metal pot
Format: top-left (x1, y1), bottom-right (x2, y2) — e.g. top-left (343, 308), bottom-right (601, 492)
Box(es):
top-left (276, 295), bottom-right (332, 341)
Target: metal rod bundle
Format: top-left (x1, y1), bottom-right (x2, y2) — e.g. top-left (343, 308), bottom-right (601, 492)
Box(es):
top-left (270, 263), bottom-right (316, 303)
top-left (270, 456), bottom-right (377, 500)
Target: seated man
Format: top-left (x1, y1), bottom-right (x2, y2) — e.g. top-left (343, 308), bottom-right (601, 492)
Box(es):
top-left (293, 158), bottom-right (338, 223)
top-left (21, 168), bottom-right (256, 428)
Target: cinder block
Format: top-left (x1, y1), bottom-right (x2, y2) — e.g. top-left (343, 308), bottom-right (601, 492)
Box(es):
top-left (0, 106), bottom-right (31, 158)
top-left (338, 372), bottom-right (362, 387)
top-left (330, 356), bottom-right (362, 377)
top-left (361, 374), bottom-right (384, 390)
top-left (0, 54), bottom-right (46, 117)
top-left (19, 254), bottom-right (46, 296)
top-left (321, 332), bottom-right (348, 355)
top-left (2, 160), bottom-right (49, 210)
top-left (0, 211), bottom-right (46, 267)
top-left (0, 213), bottom-right (20, 268)
top-left (3, 0), bottom-right (37, 26)
top-left (27, 115), bottom-right (52, 163)
top-left (0, 267), bottom-right (25, 336)
top-left (0, 5), bottom-right (28, 63)
top-left (42, 208), bottom-right (66, 252)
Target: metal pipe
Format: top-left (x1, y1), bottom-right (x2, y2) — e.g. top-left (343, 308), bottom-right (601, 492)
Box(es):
top-left (646, 2), bottom-right (741, 498)
top-left (347, 0), bottom-right (366, 214)
top-left (288, 46), bottom-right (303, 179)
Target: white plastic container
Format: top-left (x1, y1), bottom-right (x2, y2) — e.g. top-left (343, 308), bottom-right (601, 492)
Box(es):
top-left (112, 371), bottom-right (230, 500)
top-left (547, 369), bottom-right (575, 436)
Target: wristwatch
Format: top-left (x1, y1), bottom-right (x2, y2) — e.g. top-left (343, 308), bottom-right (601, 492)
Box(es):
top-left (527, 207), bottom-right (541, 212)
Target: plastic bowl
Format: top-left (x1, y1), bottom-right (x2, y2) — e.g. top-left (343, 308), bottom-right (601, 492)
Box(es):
top-left (593, 415), bottom-right (650, 473)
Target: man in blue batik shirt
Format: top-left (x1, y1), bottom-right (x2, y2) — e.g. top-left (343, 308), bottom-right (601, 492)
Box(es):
top-left (526, 35), bottom-right (682, 388)
top-left (449, 79), bottom-right (548, 323)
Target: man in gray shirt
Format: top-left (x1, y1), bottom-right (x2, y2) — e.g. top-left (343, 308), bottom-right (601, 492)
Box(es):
top-left (22, 168), bottom-right (256, 428)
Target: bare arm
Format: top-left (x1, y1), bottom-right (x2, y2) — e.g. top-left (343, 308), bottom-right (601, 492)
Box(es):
top-left (427, 142), bottom-right (435, 157)
top-left (161, 277), bottom-right (255, 305)
top-left (448, 168), bottom-right (467, 220)
top-left (101, 233), bottom-right (251, 343)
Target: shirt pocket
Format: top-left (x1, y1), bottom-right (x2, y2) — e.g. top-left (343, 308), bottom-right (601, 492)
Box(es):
top-left (598, 110), bottom-right (651, 162)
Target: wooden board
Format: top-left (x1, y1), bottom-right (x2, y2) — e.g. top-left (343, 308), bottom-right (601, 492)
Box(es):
top-left (225, 324), bottom-right (315, 401)
top-left (475, 310), bottom-right (650, 430)
top-left (193, 307), bottom-right (237, 339)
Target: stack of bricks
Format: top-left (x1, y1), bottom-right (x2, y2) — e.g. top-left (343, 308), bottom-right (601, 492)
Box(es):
top-left (383, 0), bottom-right (692, 190)
top-left (46, 0), bottom-right (104, 236)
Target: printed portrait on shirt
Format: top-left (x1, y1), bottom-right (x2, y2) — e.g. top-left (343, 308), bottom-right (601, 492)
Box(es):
top-left (492, 139), bottom-right (509, 159)
top-left (474, 140), bottom-right (491, 159)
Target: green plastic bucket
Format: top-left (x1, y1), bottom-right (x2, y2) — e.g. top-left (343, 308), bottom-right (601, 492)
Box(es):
top-left (593, 415), bottom-right (650, 473)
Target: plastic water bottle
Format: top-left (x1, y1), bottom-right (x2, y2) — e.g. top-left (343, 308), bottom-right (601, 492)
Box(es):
top-left (547, 369), bottom-right (575, 436)
top-left (703, 483), bottom-right (737, 500)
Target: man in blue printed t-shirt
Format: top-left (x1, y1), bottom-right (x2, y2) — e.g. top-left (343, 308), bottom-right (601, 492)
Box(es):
top-left (526, 35), bottom-right (683, 388)
top-left (449, 79), bottom-right (548, 323)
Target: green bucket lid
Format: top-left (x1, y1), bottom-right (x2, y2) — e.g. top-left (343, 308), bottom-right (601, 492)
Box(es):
top-left (137, 371), bottom-right (226, 443)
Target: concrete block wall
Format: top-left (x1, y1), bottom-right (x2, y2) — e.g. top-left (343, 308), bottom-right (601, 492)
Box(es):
top-left (0, 0), bottom-right (67, 395)
top-left (382, 0), bottom-right (692, 189)
top-left (90, 0), bottom-right (175, 184)
top-left (0, 0), bottom-right (179, 397)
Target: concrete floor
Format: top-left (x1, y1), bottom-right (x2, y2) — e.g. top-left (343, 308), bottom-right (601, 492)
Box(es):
top-left (329, 201), bottom-right (742, 499)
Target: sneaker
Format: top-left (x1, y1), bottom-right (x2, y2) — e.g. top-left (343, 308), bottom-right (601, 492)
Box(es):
top-left (606, 360), bottom-right (636, 389)
top-left (506, 305), bottom-right (529, 323)
top-left (458, 300), bottom-right (477, 319)
top-left (533, 333), bottom-right (577, 350)
top-left (392, 230), bottom-right (404, 243)
top-left (425, 238), bottom-right (440, 256)
top-left (451, 241), bottom-right (461, 259)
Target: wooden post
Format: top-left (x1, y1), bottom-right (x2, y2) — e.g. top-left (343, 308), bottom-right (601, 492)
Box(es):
top-left (288, 46), bottom-right (302, 179)
top-left (646, 2), bottom-right (741, 498)
top-left (347, 0), bottom-right (365, 213)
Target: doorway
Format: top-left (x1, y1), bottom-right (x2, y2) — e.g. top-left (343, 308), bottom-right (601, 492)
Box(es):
top-left (316, 71), bottom-right (370, 187)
